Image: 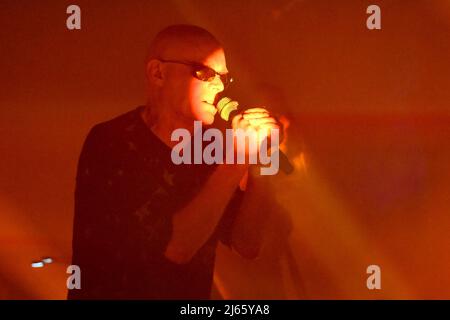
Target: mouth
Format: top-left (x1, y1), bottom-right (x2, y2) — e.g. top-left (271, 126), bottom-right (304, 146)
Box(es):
top-left (202, 101), bottom-right (217, 114)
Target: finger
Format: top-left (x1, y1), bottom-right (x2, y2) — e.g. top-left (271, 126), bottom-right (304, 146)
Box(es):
top-left (257, 123), bottom-right (280, 131)
top-left (231, 113), bottom-right (249, 128)
top-left (242, 112), bottom-right (270, 120)
top-left (252, 117), bottom-right (277, 124)
top-left (247, 118), bottom-right (278, 127)
top-left (243, 108), bottom-right (269, 114)
top-left (235, 118), bottom-right (251, 130)
top-left (258, 124), bottom-right (281, 136)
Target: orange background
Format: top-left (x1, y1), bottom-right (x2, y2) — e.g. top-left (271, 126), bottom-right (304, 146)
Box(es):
top-left (0, 0), bottom-right (449, 299)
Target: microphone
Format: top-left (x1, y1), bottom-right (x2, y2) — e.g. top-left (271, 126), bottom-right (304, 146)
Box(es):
top-left (216, 97), bottom-right (294, 175)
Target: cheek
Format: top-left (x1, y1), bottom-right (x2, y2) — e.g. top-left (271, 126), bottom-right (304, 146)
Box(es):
top-left (188, 81), bottom-right (207, 110)
top-left (188, 80), bottom-right (203, 100)
top-left (166, 71), bottom-right (193, 103)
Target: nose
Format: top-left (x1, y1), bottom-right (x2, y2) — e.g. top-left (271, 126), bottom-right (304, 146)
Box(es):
top-left (209, 74), bottom-right (224, 93)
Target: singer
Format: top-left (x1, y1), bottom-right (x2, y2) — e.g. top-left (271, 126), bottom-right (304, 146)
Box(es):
top-left (69, 24), bottom-right (283, 299)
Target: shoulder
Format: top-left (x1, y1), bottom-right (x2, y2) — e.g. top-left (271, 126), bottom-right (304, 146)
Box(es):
top-left (78, 106), bottom-right (146, 167)
top-left (86, 106), bottom-right (144, 144)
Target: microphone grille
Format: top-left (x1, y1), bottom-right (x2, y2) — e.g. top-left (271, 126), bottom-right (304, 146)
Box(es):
top-left (216, 97), bottom-right (239, 121)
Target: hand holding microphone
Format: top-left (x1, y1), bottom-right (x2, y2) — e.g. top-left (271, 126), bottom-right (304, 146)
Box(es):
top-left (216, 97), bottom-right (294, 174)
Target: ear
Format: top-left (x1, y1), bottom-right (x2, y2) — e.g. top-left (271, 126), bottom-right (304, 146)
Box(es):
top-left (146, 59), bottom-right (164, 86)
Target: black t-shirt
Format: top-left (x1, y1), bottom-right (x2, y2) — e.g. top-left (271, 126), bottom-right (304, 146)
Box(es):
top-left (68, 106), bottom-right (242, 299)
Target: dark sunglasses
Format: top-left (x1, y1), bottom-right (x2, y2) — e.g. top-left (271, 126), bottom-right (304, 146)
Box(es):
top-left (158, 59), bottom-right (233, 88)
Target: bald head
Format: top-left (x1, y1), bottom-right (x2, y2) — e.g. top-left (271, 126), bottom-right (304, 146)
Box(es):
top-left (147, 24), bottom-right (223, 62)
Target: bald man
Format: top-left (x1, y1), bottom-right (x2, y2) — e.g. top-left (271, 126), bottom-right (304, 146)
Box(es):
top-left (69, 25), bottom-right (280, 299)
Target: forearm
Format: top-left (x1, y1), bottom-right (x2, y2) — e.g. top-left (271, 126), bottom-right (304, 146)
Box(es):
top-left (230, 172), bottom-right (272, 259)
top-left (165, 163), bottom-right (248, 264)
